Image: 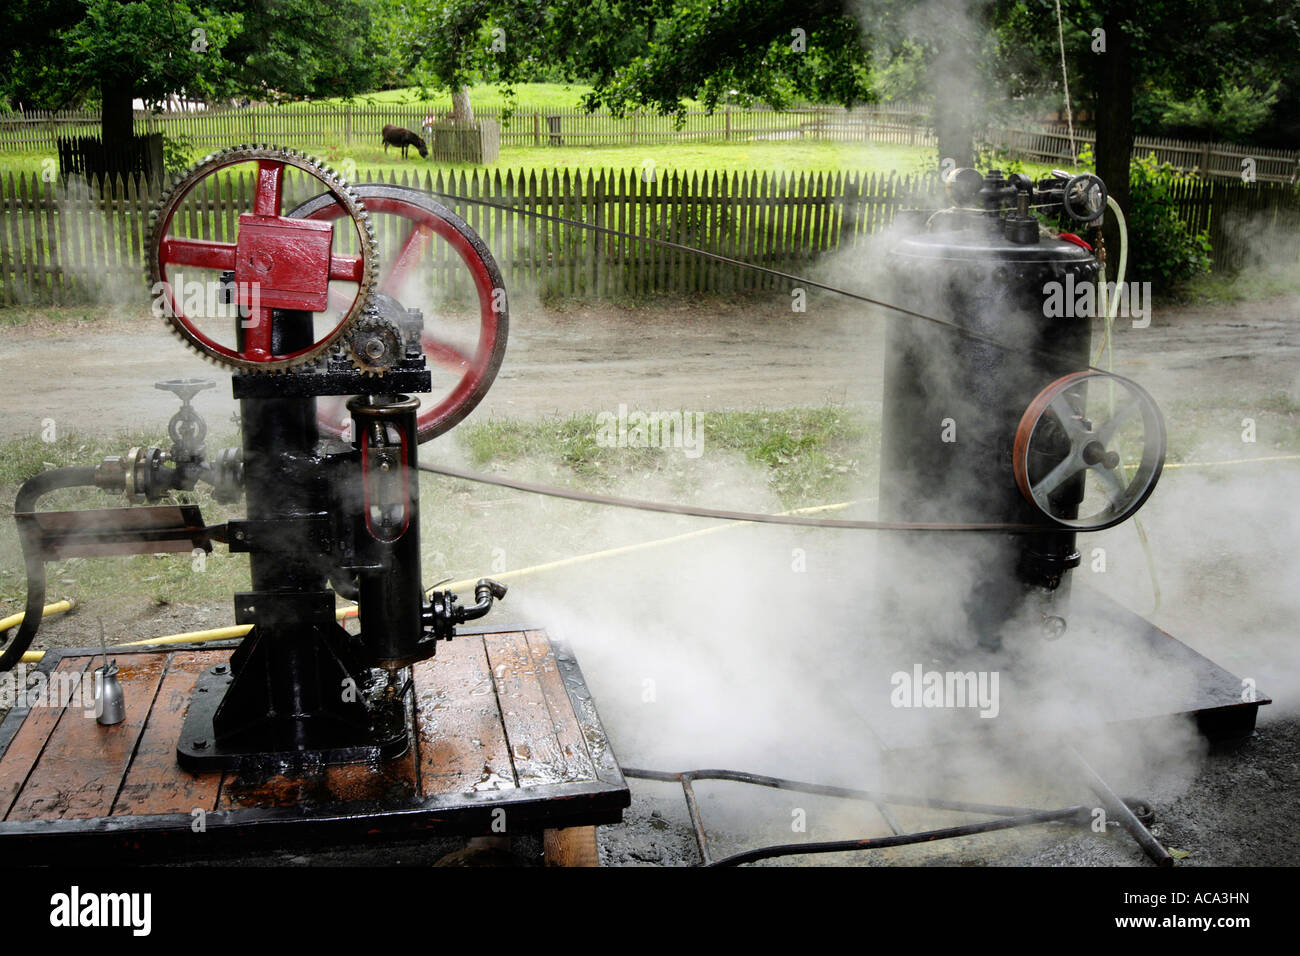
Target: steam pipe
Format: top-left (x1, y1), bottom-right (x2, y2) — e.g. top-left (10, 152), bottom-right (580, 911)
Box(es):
top-left (455, 579), bottom-right (508, 623)
top-left (0, 467), bottom-right (98, 671)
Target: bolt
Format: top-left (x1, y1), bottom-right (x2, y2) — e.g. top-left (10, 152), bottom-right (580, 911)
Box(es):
top-left (1042, 615), bottom-right (1067, 640)
top-left (193, 738), bottom-right (209, 750)
top-left (213, 664), bottom-right (228, 675)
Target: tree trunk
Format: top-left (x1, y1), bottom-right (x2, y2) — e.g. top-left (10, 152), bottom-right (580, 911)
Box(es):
top-left (930, 21), bottom-right (979, 170)
top-left (100, 80), bottom-right (135, 178)
top-left (1094, 7), bottom-right (1133, 262)
top-left (935, 106), bottom-right (976, 170)
top-left (100, 81), bottom-right (135, 147)
top-left (451, 87), bottom-right (475, 126)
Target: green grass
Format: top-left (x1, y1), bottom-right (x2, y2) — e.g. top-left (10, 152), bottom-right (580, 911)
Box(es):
top-left (0, 139), bottom-right (933, 180)
top-left (459, 405), bottom-right (876, 506)
top-left (1166, 266), bottom-right (1300, 305)
top-left (313, 83), bottom-right (605, 112)
top-left (304, 139), bottom-right (928, 180)
top-left (0, 405), bottom-right (879, 618)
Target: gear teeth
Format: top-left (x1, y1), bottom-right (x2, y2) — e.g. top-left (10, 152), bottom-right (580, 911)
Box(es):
top-left (345, 314), bottom-right (403, 376)
top-left (145, 144), bottom-right (378, 374)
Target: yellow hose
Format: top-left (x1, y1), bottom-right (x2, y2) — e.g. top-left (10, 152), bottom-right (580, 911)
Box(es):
top-left (0, 598), bottom-right (75, 636)
top-left (9, 498), bottom-right (863, 664)
top-left (13, 605), bottom-right (358, 664)
top-left (436, 496), bottom-right (863, 594)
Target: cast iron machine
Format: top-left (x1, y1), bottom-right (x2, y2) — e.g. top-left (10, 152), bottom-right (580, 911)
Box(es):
top-left (879, 168), bottom-right (1165, 650)
top-left (1, 146), bottom-right (513, 772)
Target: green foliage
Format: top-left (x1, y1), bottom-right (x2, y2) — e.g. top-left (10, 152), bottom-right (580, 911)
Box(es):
top-left (162, 134), bottom-right (198, 172)
top-left (1072, 143), bottom-right (1211, 288)
top-left (1124, 153), bottom-right (1211, 287)
top-left (2, 0), bottom-right (386, 113)
top-left (405, 1), bottom-right (875, 122)
top-left (1159, 80), bottom-right (1282, 141)
top-left (218, 0), bottom-right (387, 101)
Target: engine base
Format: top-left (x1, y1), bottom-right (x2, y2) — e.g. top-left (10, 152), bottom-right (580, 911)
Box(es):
top-left (0, 626), bottom-right (628, 863)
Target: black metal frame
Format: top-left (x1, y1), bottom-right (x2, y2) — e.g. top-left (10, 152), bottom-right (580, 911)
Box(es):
top-left (0, 633), bottom-right (629, 863)
top-left (624, 765), bottom-right (1163, 868)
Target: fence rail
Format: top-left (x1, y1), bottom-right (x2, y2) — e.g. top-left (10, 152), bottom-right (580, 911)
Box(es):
top-left (985, 125), bottom-right (1300, 184)
top-left (4, 103), bottom-right (1295, 182)
top-left (0, 166), bottom-right (943, 307)
top-left (2, 165), bottom-right (1296, 308)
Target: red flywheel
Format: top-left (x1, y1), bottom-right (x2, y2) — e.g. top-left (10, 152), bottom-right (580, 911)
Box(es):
top-left (286, 184), bottom-right (508, 442)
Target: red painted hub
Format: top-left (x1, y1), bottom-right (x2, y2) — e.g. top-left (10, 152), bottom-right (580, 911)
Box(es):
top-left (291, 187), bottom-right (508, 442)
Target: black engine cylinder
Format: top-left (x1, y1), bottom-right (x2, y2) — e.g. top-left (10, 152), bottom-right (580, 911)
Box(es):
top-left (879, 219), bottom-right (1098, 648)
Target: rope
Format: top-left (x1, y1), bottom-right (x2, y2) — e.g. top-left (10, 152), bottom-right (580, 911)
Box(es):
top-left (418, 461), bottom-right (1078, 534)
top-left (417, 186), bottom-right (1108, 375)
top-left (1054, 0), bottom-right (1078, 165)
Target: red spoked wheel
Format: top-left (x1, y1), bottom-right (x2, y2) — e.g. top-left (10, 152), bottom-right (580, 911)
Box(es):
top-left (146, 146), bottom-right (378, 372)
top-left (287, 184), bottom-right (508, 442)
top-left (1012, 371), bottom-right (1166, 531)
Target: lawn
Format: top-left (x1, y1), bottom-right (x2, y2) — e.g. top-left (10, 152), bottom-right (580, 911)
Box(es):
top-left (0, 406), bottom-right (876, 612)
top-left (0, 139), bottom-right (936, 181)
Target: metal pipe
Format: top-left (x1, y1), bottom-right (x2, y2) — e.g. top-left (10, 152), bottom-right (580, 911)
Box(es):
top-left (1, 467), bottom-right (98, 671)
top-left (708, 806), bottom-right (1091, 867)
top-left (1068, 746), bottom-right (1173, 867)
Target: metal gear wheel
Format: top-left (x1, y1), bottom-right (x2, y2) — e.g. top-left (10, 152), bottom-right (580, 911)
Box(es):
top-left (145, 145), bottom-right (378, 373)
top-left (346, 314), bottom-right (405, 376)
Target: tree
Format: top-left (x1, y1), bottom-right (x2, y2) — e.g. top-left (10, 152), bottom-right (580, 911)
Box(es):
top-left (219, 0), bottom-right (388, 102)
top-left (1, 0), bottom-right (387, 168)
top-left (990, 0), bottom-right (1300, 252)
top-left (405, 0), bottom-right (877, 128)
top-left (3, 0), bottom-right (240, 161)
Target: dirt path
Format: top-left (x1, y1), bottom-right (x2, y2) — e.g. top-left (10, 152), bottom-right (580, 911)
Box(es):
top-left (1, 293), bottom-right (1296, 442)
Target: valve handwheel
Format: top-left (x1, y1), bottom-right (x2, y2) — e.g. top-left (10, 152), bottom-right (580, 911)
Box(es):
top-left (1013, 371), bottom-right (1166, 531)
top-left (286, 185), bottom-right (508, 442)
top-left (146, 146), bottom-right (378, 372)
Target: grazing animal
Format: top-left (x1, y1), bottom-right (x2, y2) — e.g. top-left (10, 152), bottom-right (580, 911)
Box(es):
top-left (381, 124), bottom-right (428, 159)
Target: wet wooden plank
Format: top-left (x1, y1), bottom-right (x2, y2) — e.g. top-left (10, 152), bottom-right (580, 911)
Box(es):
top-left (215, 687), bottom-right (419, 811)
top-left (7, 652), bottom-right (166, 821)
top-left (525, 630), bottom-right (597, 783)
top-left (112, 650), bottom-right (225, 817)
top-left (218, 769), bottom-right (335, 810)
top-left (484, 631), bottom-right (571, 787)
top-left (415, 633), bottom-right (516, 796)
top-left (322, 689), bottom-right (419, 804)
top-left (0, 657), bottom-right (89, 819)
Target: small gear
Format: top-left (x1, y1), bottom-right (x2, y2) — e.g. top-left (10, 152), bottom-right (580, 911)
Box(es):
top-left (346, 314), bottom-right (404, 375)
top-left (145, 145), bottom-right (378, 374)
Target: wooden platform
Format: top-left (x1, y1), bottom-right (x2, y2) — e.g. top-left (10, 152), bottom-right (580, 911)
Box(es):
top-left (0, 628), bottom-right (628, 861)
